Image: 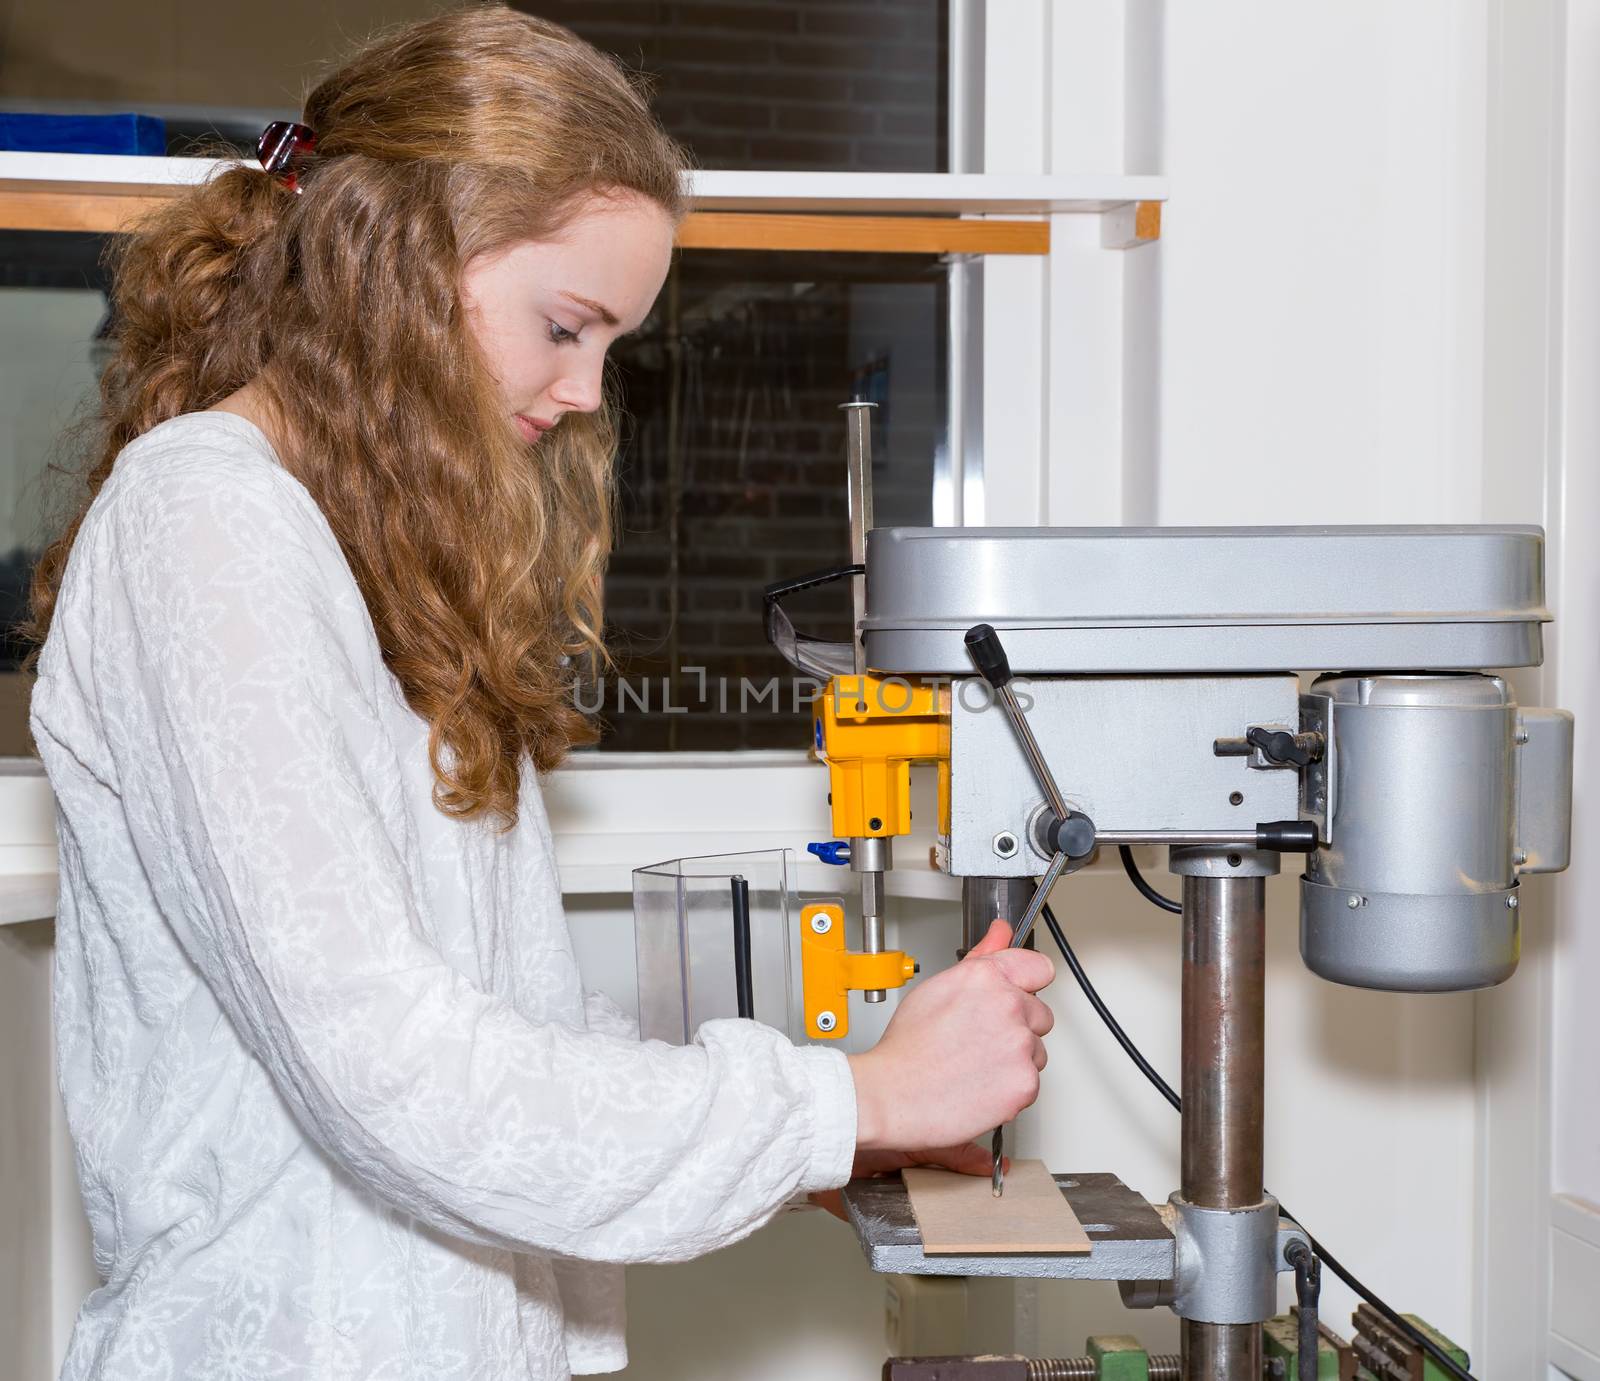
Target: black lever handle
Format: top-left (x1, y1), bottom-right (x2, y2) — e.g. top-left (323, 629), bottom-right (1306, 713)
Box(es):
top-left (1256, 820), bottom-right (1319, 853)
top-left (963, 623), bottom-right (1013, 689)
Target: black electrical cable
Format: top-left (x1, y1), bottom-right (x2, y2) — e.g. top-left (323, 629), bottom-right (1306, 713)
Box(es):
top-left (729, 876), bottom-right (754, 1020)
top-left (1283, 1229), bottom-right (1473, 1381)
top-left (1284, 1238), bottom-right (1321, 1381)
top-left (1039, 894), bottom-right (1478, 1381)
top-left (1118, 844), bottom-right (1183, 914)
top-left (1041, 902), bottom-right (1179, 1112)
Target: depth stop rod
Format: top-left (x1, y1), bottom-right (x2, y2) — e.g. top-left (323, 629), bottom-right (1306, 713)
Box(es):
top-left (842, 399), bottom-right (888, 1001)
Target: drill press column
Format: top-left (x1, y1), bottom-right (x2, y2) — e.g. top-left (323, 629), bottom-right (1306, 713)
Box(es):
top-left (1173, 850), bottom-right (1275, 1381)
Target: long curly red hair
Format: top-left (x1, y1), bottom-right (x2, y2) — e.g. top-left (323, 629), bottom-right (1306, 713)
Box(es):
top-left (27, 6), bottom-right (689, 827)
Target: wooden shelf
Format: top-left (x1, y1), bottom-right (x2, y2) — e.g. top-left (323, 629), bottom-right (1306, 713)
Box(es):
top-left (0, 153), bottom-right (1165, 252)
top-left (0, 186), bottom-right (1051, 255)
top-left (676, 212), bottom-right (1049, 255)
top-left (0, 179), bottom-right (176, 233)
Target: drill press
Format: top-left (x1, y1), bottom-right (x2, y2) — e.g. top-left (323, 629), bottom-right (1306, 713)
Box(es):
top-left (766, 511), bottom-right (1572, 1381)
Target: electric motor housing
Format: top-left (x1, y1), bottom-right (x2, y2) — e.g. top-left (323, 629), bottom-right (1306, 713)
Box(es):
top-left (1299, 673), bottom-right (1573, 992)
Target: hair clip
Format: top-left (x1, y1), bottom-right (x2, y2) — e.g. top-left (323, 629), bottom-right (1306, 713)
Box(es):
top-left (256, 120), bottom-right (316, 193)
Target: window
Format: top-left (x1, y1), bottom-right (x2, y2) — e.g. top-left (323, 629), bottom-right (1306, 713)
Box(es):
top-left (520, 2), bottom-right (962, 750)
top-left (599, 249), bottom-right (948, 750)
top-left (0, 231), bottom-right (107, 671)
top-left (0, 227), bottom-right (955, 752)
top-left (0, 5), bottom-right (1164, 762)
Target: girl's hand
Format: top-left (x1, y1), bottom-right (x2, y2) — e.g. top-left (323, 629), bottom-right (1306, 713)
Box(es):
top-left (846, 919), bottom-right (1055, 1153)
top-left (809, 1141), bottom-right (1004, 1222)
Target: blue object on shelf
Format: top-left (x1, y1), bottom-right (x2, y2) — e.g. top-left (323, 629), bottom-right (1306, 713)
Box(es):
top-left (807, 841), bottom-right (852, 866)
top-left (0, 112), bottom-right (166, 156)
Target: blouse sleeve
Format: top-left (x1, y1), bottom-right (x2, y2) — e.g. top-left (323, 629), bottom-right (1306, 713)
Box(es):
top-left (74, 452), bottom-right (855, 1265)
top-left (583, 989), bottom-right (642, 1041)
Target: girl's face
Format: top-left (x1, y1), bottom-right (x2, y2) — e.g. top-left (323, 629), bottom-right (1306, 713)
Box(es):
top-left (461, 193), bottom-right (675, 444)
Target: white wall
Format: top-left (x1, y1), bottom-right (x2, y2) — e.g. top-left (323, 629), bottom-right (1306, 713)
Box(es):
top-left (1154, 4), bottom-right (1488, 527)
top-left (1551, 0), bottom-right (1600, 1247)
top-left (1544, 1), bottom-right (1600, 1375)
top-left (1028, 0), bottom-right (1573, 1372)
top-left (1149, 4), bottom-right (1489, 1349)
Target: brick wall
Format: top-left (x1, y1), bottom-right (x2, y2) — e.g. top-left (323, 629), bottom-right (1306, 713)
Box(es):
top-left (0, 0), bottom-right (944, 170)
top-left (528, 0), bottom-right (947, 172)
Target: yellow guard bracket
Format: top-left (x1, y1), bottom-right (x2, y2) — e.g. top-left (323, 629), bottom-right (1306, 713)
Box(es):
top-left (815, 675), bottom-right (945, 840)
top-left (800, 901), bottom-right (917, 1040)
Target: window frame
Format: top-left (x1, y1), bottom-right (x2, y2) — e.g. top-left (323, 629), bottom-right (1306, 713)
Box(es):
top-left (0, 4), bottom-right (1165, 790)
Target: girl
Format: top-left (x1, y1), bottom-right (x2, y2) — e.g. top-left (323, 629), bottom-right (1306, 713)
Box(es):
top-left (26, 9), bottom-right (1055, 1378)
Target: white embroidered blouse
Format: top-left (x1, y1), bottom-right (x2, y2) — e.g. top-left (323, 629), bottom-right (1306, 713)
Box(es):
top-left (30, 411), bottom-right (857, 1380)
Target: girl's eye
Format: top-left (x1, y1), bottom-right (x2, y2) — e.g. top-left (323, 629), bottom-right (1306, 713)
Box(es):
top-left (547, 320), bottom-right (582, 346)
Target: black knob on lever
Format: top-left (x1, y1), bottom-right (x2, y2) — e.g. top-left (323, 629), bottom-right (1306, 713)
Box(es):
top-left (1245, 726), bottom-right (1315, 768)
top-left (1044, 811), bottom-right (1099, 860)
top-left (963, 623), bottom-right (1013, 690)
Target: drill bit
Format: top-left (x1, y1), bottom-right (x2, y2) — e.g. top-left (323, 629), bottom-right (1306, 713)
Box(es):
top-left (991, 1125), bottom-right (1004, 1197)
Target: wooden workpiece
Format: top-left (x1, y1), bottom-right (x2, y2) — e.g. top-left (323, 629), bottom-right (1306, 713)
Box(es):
top-left (903, 1159), bottom-right (1093, 1255)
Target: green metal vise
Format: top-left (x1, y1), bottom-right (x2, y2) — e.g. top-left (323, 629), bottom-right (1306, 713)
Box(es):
top-left (882, 1311), bottom-right (1470, 1380)
top-left (1263, 1305), bottom-right (1470, 1380)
